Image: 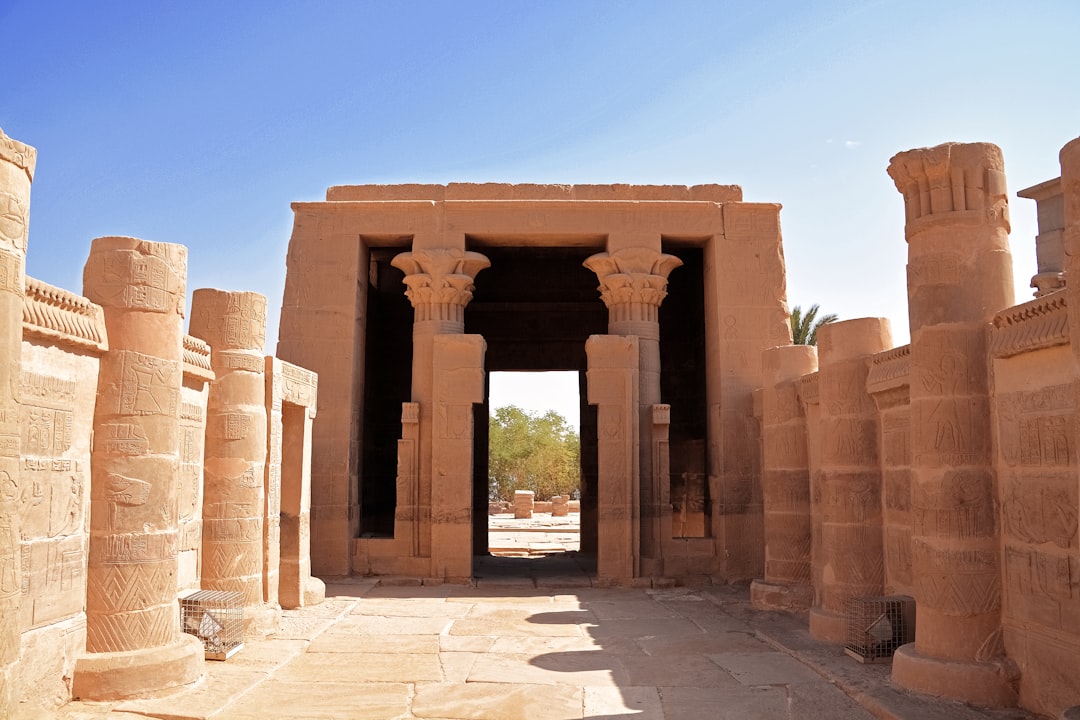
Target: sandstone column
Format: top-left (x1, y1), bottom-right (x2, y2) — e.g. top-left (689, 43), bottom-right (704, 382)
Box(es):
top-left (810, 318), bottom-right (890, 642)
top-left (190, 290), bottom-right (278, 634)
top-left (75, 237), bottom-right (202, 700)
top-left (888, 142), bottom-right (1017, 706)
top-left (751, 344), bottom-right (817, 611)
top-left (390, 248), bottom-right (489, 564)
top-left (0, 128), bottom-right (35, 714)
top-left (585, 247), bottom-right (681, 576)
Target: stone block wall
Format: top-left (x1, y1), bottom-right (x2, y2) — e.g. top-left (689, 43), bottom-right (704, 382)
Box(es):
top-left (16, 277), bottom-right (106, 708)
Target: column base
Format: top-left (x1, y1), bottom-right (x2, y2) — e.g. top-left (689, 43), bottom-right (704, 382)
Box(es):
top-left (750, 579), bottom-right (812, 611)
top-left (809, 606), bottom-right (847, 643)
top-left (72, 633), bottom-right (204, 701)
top-left (891, 643), bottom-right (1019, 709)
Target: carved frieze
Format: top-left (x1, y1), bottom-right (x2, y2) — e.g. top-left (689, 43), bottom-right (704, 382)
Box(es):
top-left (22, 277), bottom-right (108, 353)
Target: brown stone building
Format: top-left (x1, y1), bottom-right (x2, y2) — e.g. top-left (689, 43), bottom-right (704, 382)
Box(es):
top-left (277, 183), bottom-right (789, 584)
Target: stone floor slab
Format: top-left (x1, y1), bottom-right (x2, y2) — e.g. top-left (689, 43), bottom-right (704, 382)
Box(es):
top-left (449, 617), bottom-right (584, 638)
top-left (349, 598), bottom-right (472, 618)
top-left (659, 684), bottom-right (789, 720)
top-left (620, 653), bottom-right (741, 688)
top-left (584, 686), bottom-right (664, 719)
top-left (221, 681), bottom-right (409, 720)
top-left (708, 650), bottom-right (823, 686)
top-left (411, 681), bottom-right (583, 720)
top-left (439, 650), bottom-right (481, 683)
top-left (308, 632), bottom-right (440, 654)
top-left (327, 614), bottom-right (454, 636)
top-left (469, 650), bottom-right (628, 686)
top-left (115, 664), bottom-right (267, 720)
top-left (275, 651), bottom-right (444, 683)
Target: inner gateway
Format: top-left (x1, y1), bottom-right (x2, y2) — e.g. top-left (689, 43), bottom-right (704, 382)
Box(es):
top-left (278, 183), bottom-right (790, 583)
top-left (359, 243), bottom-right (710, 565)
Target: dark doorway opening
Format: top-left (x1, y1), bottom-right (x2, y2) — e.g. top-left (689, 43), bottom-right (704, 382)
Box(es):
top-left (359, 250), bottom-right (413, 537)
top-left (466, 245), bottom-right (605, 575)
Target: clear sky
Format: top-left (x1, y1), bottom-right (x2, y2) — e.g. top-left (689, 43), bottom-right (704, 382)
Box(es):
top-left (4, 1), bottom-right (1078, 426)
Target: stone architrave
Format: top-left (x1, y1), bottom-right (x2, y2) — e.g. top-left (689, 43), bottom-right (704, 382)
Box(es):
top-left (888, 142), bottom-right (1018, 707)
top-left (752, 344), bottom-right (818, 611)
top-left (430, 334), bottom-right (485, 580)
top-left (586, 334), bottom-right (640, 582)
top-left (0, 128), bottom-right (35, 715)
top-left (190, 289), bottom-right (277, 634)
top-left (391, 248), bottom-right (489, 564)
top-left (809, 319), bottom-right (891, 642)
top-left (585, 247), bottom-right (681, 576)
top-left (74, 237), bottom-right (203, 700)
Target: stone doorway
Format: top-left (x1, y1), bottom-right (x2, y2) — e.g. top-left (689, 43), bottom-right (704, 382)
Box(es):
top-left (467, 246), bottom-right (606, 574)
top-left (484, 371), bottom-right (584, 560)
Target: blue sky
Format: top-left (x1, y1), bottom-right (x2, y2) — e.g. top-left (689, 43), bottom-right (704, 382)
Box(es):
top-left (4, 1), bottom-right (1078, 423)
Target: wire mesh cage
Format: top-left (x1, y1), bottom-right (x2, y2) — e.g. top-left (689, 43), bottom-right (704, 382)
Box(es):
top-left (180, 589), bottom-right (244, 660)
top-left (844, 595), bottom-right (915, 663)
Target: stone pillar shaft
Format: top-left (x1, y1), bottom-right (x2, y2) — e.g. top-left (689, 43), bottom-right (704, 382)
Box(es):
top-left (585, 247), bottom-right (681, 575)
top-left (752, 344), bottom-right (817, 611)
top-left (190, 289), bottom-right (275, 633)
top-left (0, 128), bottom-right (34, 715)
top-left (809, 319), bottom-right (890, 642)
top-left (76, 236), bottom-right (202, 700)
top-left (430, 334), bottom-right (485, 580)
top-left (391, 249), bottom-right (488, 563)
top-left (586, 334), bottom-right (640, 581)
top-left (888, 142), bottom-right (1017, 707)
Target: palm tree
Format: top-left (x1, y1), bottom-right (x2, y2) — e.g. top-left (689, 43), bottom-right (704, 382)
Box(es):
top-left (790, 304), bottom-right (838, 346)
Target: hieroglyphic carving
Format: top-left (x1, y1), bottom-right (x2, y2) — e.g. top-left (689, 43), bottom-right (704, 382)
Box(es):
top-left (1001, 473), bottom-right (1077, 549)
top-left (82, 238), bottom-right (187, 316)
top-left (997, 385), bottom-right (1077, 468)
top-left (98, 423), bottom-right (149, 456)
top-left (105, 351), bottom-right (180, 418)
top-left (0, 252), bottom-right (22, 294)
top-left (912, 472), bottom-right (996, 540)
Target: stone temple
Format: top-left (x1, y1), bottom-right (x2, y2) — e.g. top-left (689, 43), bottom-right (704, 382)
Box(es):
top-left (2, 126), bottom-right (1080, 718)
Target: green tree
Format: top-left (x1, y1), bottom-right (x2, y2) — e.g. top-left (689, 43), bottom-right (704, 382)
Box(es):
top-left (488, 405), bottom-right (580, 501)
top-left (790, 303), bottom-right (838, 346)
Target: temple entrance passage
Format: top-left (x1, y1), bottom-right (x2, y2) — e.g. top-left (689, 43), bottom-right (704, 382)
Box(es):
top-left (486, 372), bottom-right (582, 559)
top-left (466, 246), bottom-right (606, 572)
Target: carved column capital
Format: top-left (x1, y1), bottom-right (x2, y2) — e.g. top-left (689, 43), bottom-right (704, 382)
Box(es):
top-left (584, 247), bottom-right (682, 332)
top-left (391, 248), bottom-right (490, 327)
top-left (888, 142), bottom-right (1010, 239)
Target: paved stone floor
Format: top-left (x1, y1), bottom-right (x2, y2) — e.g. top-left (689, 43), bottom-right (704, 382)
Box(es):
top-left (32, 556), bottom-right (1042, 720)
top-left (487, 513), bottom-right (581, 556)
